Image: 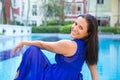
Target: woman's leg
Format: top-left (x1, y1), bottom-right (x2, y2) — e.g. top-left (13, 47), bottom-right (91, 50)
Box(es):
top-left (14, 46), bottom-right (51, 80)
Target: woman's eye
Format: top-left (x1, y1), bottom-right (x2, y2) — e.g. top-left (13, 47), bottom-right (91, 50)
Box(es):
top-left (73, 21), bottom-right (77, 25)
top-left (79, 26), bottom-right (83, 30)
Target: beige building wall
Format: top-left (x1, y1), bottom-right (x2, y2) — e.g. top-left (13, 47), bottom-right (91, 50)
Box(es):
top-left (119, 0), bottom-right (120, 25)
top-left (111, 0), bottom-right (118, 26)
top-left (87, 0), bottom-right (119, 27)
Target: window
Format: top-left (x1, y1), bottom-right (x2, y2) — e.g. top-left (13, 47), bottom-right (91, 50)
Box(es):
top-left (32, 5), bottom-right (37, 16)
top-left (12, 0), bottom-right (18, 8)
top-left (13, 0), bottom-right (16, 7)
top-left (76, 6), bottom-right (81, 14)
top-left (64, 3), bottom-right (72, 15)
top-left (65, 0), bottom-right (72, 2)
top-left (32, 20), bottom-right (37, 26)
top-left (76, 3), bottom-right (83, 14)
top-left (97, 0), bottom-right (104, 4)
top-left (78, 7), bottom-right (81, 11)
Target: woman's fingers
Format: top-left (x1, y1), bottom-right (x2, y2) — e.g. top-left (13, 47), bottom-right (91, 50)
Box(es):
top-left (11, 47), bottom-right (19, 56)
top-left (11, 42), bottom-right (23, 56)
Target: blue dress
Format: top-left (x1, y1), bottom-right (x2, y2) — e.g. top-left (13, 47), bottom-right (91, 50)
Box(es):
top-left (15, 39), bottom-right (86, 80)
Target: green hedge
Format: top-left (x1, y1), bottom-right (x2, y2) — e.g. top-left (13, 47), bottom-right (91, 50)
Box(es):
top-left (60, 25), bottom-right (120, 34)
top-left (62, 21), bottom-right (73, 26)
top-left (60, 24), bottom-right (72, 34)
top-left (32, 26), bottom-right (60, 33)
top-left (47, 21), bottom-right (58, 26)
top-left (47, 21), bottom-right (73, 26)
top-left (32, 24), bottom-right (72, 34)
top-left (32, 26), bottom-right (120, 34)
top-left (99, 27), bottom-right (120, 34)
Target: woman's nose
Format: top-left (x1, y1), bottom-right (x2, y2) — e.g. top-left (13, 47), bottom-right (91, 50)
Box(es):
top-left (72, 26), bottom-right (77, 31)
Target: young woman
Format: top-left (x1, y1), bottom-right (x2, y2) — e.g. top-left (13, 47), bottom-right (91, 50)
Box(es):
top-left (12, 14), bottom-right (98, 80)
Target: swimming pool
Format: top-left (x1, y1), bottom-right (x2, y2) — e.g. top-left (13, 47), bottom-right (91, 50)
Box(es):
top-left (0, 34), bottom-right (120, 80)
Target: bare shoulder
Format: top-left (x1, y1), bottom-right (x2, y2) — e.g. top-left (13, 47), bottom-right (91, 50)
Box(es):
top-left (57, 39), bottom-right (75, 43)
top-left (57, 39), bottom-right (76, 46)
top-left (56, 39), bottom-right (77, 56)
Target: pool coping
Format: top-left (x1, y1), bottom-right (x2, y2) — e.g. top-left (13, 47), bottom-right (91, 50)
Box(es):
top-left (98, 34), bottom-right (120, 40)
top-left (0, 33), bottom-right (120, 40)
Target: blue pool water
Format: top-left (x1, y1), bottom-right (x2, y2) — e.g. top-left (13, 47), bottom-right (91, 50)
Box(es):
top-left (0, 34), bottom-right (120, 80)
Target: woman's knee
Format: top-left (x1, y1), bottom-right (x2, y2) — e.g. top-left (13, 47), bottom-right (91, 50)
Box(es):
top-left (23, 46), bottom-right (40, 56)
top-left (26, 46), bottom-right (43, 61)
top-left (28, 46), bottom-right (39, 51)
top-left (28, 46), bottom-right (41, 54)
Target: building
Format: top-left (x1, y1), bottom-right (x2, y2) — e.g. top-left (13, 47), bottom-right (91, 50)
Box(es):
top-left (11, 0), bottom-right (22, 24)
top-left (118, 0), bottom-right (120, 26)
top-left (0, 0), bottom-right (21, 24)
top-left (64, 0), bottom-right (87, 21)
top-left (26, 0), bottom-right (44, 26)
top-left (1, 0), bottom-right (44, 26)
top-left (87, 0), bottom-right (120, 27)
top-left (1, 0), bottom-right (87, 26)
top-left (14, 0), bottom-right (44, 26)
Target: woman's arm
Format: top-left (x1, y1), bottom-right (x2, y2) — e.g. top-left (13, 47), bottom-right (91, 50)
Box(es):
top-left (12, 40), bottom-right (77, 57)
top-left (87, 62), bottom-right (98, 80)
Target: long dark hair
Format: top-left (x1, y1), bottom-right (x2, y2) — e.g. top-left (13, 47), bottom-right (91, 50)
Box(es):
top-left (79, 14), bottom-right (98, 65)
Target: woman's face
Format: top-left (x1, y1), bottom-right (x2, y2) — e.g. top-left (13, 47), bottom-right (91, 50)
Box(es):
top-left (70, 16), bottom-right (88, 40)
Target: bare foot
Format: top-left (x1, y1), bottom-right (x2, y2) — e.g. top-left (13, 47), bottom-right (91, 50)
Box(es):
top-left (14, 71), bottom-right (19, 79)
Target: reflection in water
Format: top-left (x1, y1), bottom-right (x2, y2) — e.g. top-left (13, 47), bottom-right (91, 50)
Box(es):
top-left (0, 36), bottom-right (31, 52)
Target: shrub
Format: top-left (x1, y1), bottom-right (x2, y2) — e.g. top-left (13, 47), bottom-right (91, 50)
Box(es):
top-left (62, 21), bottom-right (73, 25)
top-left (32, 26), bottom-right (60, 33)
top-left (47, 21), bottom-right (58, 26)
top-left (60, 24), bottom-right (72, 34)
top-left (99, 27), bottom-right (120, 34)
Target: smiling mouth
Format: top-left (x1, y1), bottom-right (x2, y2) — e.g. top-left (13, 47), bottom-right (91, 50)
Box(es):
top-left (71, 31), bottom-right (78, 35)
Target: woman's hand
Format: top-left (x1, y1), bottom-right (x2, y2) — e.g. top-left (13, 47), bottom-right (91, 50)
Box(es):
top-left (12, 42), bottom-right (24, 55)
